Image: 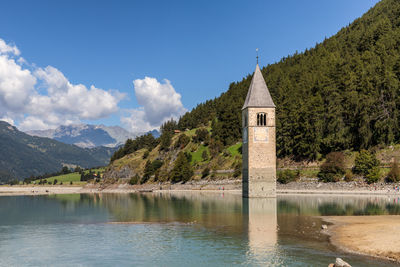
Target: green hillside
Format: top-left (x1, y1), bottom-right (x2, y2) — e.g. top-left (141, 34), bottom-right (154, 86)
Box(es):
top-left (106, 124), bottom-right (242, 183)
top-left (106, 0), bottom-right (400, 184)
top-left (178, 0), bottom-right (400, 160)
top-left (0, 121), bottom-right (112, 181)
top-left (37, 172), bottom-right (82, 184)
top-left (32, 167), bottom-right (106, 185)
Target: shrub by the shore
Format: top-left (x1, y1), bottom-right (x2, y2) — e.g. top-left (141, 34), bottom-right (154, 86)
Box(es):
top-left (344, 171), bottom-right (354, 182)
top-left (353, 150), bottom-right (380, 176)
top-left (318, 152), bottom-right (346, 182)
top-left (386, 161), bottom-right (400, 183)
top-left (277, 169), bottom-right (300, 184)
top-left (366, 167), bottom-right (381, 184)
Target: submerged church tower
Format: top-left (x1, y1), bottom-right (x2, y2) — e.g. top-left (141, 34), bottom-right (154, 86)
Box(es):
top-left (242, 63), bottom-right (276, 198)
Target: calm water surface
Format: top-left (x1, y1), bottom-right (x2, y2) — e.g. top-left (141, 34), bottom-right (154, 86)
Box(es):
top-left (0, 192), bottom-right (400, 266)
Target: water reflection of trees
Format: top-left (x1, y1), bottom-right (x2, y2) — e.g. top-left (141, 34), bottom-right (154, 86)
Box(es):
top-left (386, 203), bottom-right (400, 214)
top-left (318, 202), bottom-right (398, 216)
top-left (278, 200), bottom-right (301, 215)
top-left (279, 196), bottom-right (400, 216)
top-left (97, 192), bottom-right (245, 233)
top-left (51, 194), bottom-right (400, 220)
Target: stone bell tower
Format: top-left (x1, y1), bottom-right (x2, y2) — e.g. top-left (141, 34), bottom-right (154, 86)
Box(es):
top-left (242, 63), bottom-right (276, 198)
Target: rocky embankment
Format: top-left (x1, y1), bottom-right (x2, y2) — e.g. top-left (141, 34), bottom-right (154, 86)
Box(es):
top-left (278, 180), bottom-right (400, 195)
top-left (4, 180), bottom-right (400, 196)
top-left (94, 178), bottom-right (242, 192)
top-left (92, 179), bottom-right (400, 195)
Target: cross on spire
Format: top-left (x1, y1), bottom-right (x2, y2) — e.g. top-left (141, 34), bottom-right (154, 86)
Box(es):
top-left (256, 48), bottom-right (259, 65)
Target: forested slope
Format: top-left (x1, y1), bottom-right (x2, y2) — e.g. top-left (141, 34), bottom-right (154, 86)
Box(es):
top-left (178, 0), bottom-right (400, 160)
top-left (0, 121), bottom-right (113, 181)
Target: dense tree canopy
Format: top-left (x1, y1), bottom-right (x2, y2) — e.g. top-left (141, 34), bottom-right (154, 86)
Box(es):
top-left (113, 0), bottom-right (400, 163)
top-left (177, 0), bottom-right (400, 160)
top-left (110, 133), bottom-right (159, 162)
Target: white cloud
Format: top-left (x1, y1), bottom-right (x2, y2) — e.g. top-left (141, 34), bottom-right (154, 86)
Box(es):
top-left (121, 77), bottom-right (187, 133)
top-left (0, 39), bottom-right (20, 56)
top-left (0, 116), bottom-right (14, 125)
top-left (29, 66), bottom-right (122, 119)
top-left (134, 77), bottom-right (186, 125)
top-left (0, 55), bottom-right (36, 111)
top-left (121, 108), bottom-right (152, 134)
top-left (0, 38), bottom-right (124, 131)
top-left (18, 116), bottom-right (52, 130)
top-left (0, 38), bottom-right (186, 133)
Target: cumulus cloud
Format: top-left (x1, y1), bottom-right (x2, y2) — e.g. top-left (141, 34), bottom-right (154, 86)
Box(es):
top-left (0, 116), bottom-right (14, 125)
top-left (121, 108), bottom-right (152, 134)
top-left (0, 38), bottom-right (187, 133)
top-left (0, 39), bottom-right (20, 55)
top-left (0, 38), bottom-right (124, 131)
top-left (29, 66), bottom-right (123, 120)
top-left (0, 55), bottom-right (36, 111)
top-left (122, 77), bottom-right (187, 133)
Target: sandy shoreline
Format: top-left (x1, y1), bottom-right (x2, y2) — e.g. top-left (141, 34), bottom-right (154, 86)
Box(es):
top-left (323, 216), bottom-right (400, 263)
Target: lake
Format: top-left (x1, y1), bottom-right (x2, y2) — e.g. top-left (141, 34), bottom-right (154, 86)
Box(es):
top-left (0, 192), bottom-right (399, 266)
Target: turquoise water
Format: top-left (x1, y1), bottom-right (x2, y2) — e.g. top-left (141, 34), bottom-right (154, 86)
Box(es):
top-left (0, 192), bottom-right (399, 266)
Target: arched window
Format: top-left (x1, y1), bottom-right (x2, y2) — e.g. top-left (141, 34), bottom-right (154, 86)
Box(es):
top-left (257, 113), bottom-right (267, 126)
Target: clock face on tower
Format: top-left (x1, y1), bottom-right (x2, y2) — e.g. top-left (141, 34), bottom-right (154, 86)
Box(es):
top-left (254, 127), bottom-right (268, 143)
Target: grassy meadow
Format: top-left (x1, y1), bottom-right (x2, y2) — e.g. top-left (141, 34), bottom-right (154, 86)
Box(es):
top-left (32, 167), bottom-right (106, 185)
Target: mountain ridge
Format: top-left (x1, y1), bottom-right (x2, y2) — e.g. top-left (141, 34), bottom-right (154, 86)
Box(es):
top-left (26, 124), bottom-right (159, 148)
top-left (0, 121), bottom-right (115, 181)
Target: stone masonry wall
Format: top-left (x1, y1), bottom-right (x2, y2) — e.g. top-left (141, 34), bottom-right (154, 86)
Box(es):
top-left (242, 107), bottom-right (276, 198)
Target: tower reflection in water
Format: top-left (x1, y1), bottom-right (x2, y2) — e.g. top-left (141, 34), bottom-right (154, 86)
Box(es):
top-left (243, 198), bottom-right (278, 260)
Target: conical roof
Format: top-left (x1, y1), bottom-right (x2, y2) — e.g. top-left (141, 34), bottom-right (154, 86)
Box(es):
top-left (242, 64), bottom-right (275, 109)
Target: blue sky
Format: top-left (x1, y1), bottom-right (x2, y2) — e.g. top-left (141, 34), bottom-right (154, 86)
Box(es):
top-left (0, 0), bottom-right (380, 132)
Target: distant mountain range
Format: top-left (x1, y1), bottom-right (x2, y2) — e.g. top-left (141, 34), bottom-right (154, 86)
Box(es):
top-left (26, 124), bottom-right (160, 148)
top-left (0, 121), bottom-right (117, 181)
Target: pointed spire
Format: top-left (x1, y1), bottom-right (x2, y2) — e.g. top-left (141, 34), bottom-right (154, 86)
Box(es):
top-left (242, 64), bottom-right (275, 109)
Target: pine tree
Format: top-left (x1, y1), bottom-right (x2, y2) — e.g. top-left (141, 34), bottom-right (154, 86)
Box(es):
top-left (142, 160), bottom-right (153, 183)
top-left (170, 152), bottom-right (193, 183)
